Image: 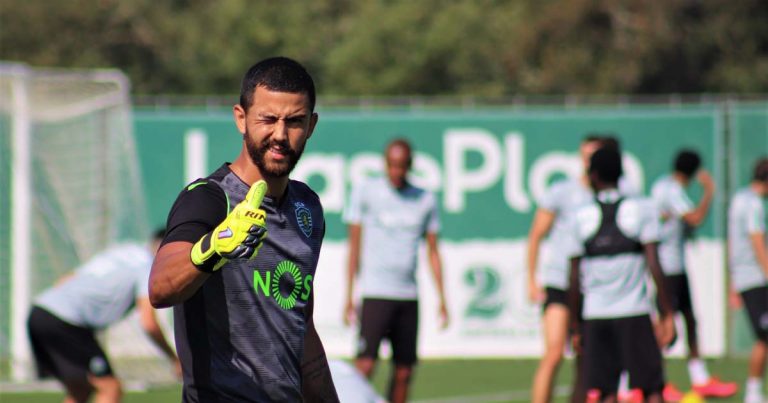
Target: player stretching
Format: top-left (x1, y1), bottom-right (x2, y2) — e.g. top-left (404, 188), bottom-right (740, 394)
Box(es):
top-left (650, 149), bottom-right (737, 399)
top-left (727, 158), bottom-right (768, 403)
top-left (566, 147), bottom-right (675, 403)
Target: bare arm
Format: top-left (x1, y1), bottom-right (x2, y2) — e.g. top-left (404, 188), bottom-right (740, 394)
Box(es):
top-left (136, 297), bottom-right (181, 376)
top-left (149, 241), bottom-right (210, 308)
top-left (750, 232), bottom-right (768, 277)
top-left (567, 256), bottom-right (582, 352)
top-left (681, 170), bottom-right (715, 227)
top-left (526, 209), bottom-right (556, 302)
top-left (644, 242), bottom-right (676, 347)
top-left (302, 295), bottom-right (340, 402)
top-left (426, 232), bottom-right (449, 328)
top-left (343, 224), bottom-right (362, 326)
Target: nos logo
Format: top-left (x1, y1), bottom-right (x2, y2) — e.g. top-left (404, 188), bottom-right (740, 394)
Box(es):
top-left (253, 260), bottom-right (313, 309)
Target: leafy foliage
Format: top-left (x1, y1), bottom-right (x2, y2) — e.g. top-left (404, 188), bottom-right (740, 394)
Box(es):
top-left (2, 0), bottom-right (766, 95)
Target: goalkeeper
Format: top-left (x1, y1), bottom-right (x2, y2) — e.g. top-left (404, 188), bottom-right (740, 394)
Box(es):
top-left (27, 229), bottom-right (180, 403)
top-left (149, 57), bottom-right (338, 402)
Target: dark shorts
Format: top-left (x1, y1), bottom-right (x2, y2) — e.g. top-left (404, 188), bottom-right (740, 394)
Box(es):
top-left (657, 273), bottom-right (693, 313)
top-left (27, 306), bottom-right (113, 382)
top-left (543, 287), bottom-right (568, 310)
top-left (582, 315), bottom-right (665, 395)
top-left (741, 285), bottom-right (768, 342)
top-left (357, 298), bottom-right (418, 366)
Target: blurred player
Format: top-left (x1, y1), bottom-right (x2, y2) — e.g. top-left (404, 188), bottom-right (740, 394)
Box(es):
top-left (343, 138), bottom-right (449, 403)
top-left (329, 359), bottom-right (386, 403)
top-left (528, 135), bottom-right (603, 403)
top-left (727, 157), bottom-right (768, 403)
top-left (27, 229), bottom-right (179, 403)
top-left (566, 147), bottom-right (676, 403)
top-left (149, 57), bottom-right (338, 401)
top-left (650, 149), bottom-right (737, 398)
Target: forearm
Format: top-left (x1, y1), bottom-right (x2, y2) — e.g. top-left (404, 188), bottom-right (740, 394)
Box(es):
top-left (345, 253), bottom-right (359, 302)
top-left (689, 192), bottom-right (713, 226)
top-left (301, 323), bottom-right (339, 402)
top-left (645, 245), bottom-right (672, 317)
top-left (146, 325), bottom-right (177, 360)
top-left (149, 242), bottom-right (210, 308)
top-left (526, 234), bottom-right (541, 285)
top-left (345, 225), bottom-right (361, 302)
top-left (137, 299), bottom-right (177, 360)
top-left (428, 251), bottom-right (447, 304)
top-left (751, 234), bottom-right (768, 277)
top-left (567, 257), bottom-right (581, 330)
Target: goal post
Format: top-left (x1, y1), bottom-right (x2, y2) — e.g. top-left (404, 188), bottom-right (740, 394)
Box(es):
top-left (0, 63), bottom-right (174, 386)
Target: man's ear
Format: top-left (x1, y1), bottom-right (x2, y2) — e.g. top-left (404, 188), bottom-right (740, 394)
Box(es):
top-left (233, 104), bottom-right (247, 135)
top-left (306, 112), bottom-right (319, 140)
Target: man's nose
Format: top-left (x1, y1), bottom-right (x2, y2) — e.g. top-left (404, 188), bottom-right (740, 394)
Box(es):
top-left (273, 119), bottom-right (288, 140)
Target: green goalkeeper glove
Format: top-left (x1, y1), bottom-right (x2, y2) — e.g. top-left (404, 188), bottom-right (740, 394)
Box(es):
top-left (190, 180), bottom-right (268, 272)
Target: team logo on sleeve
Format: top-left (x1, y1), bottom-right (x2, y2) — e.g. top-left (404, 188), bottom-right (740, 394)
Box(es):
top-left (294, 201), bottom-right (313, 238)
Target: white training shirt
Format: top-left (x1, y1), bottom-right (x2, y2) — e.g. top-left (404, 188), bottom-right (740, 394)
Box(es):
top-left (35, 243), bottom-right (152, 329)
top-left (564, 189), bottom-right (661, 319)
top-left (650, 175), bottom-right (695, 275)
top-left (343, 176), bottom-right (440, 300)
top-left (727, 187), bottom-right (768, 292)
top-left (537, 178), bottom-right (594, 290)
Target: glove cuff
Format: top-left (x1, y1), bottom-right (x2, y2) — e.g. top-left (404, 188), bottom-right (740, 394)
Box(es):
top-left (191, 232), bottom-right (223, 273)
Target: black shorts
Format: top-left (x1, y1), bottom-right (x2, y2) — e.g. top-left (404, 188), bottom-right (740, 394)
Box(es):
top-left (582, 315), bottom-right (665, 395)
top-left (543, 287), bottom-right (568, 310)
top-left (741, 285), bottom-right (768, 342)
top-left (27, 306), bottom-right (113, 382)
top-left (657, 273), bottom-right (693, 313)
top-left (357, 298), bottom-right (418, 366)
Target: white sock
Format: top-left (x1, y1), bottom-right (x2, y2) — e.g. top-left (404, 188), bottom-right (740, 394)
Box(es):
top-left (745, 377), bottom-right (763, 401)
top-left (687, 358), bottom-right (710, 385)
top-left (618, 371), bottom-right (630, 393)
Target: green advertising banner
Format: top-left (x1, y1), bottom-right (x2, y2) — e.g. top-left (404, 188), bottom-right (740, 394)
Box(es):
top-left (134, 105), bottom-right (729, 358)
top-left (136, 106), bottom-right (723, 241)
top-left (728, 103), bottom-right (768, 355)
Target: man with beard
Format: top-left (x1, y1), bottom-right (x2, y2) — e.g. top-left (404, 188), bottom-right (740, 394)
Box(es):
top-left (149, 57), bottom-right (339, 402)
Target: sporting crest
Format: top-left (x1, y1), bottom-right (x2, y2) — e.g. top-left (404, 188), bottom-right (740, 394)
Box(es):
top-left (294, 201), bottom-right (313, 238)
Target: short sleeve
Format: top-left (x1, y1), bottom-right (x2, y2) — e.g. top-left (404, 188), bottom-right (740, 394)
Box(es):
top-left (746, 198), bottom-right (766, 235)
top-left (425, 192), bottom-right (441, 234)
top-left (162, 180), bottom-right (228, 245)
top-left (538, 181), bottom-right (563, 213)
top-left (343, 181), bottom-right (366, 225)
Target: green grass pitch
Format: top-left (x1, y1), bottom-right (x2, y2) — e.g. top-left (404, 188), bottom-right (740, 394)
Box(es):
top-left (0, 357), bottom-right (754, 402)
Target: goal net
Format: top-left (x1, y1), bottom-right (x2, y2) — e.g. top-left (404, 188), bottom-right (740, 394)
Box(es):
top-left (0, 63), bottom-right (176, 388)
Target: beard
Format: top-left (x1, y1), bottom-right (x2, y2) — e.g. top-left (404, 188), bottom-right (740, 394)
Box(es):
top-left (245, 129), bottom-right (305, 179)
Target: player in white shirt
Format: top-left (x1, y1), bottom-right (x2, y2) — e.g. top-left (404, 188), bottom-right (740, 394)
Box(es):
top-left (343, 138), bottom-right (448, 403)
top-left (727, 158), bottom-right (768, 403)
top-left (565, 147), bottom-right (676, 403)
top-left (650, 150), bottom-right (737, 398)
top-left (28, 229), bottom-right (179, 403)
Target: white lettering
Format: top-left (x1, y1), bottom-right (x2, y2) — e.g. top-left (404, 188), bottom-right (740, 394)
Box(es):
top-left (444, 129), bottom-right (502, 212)
top-left (411, 152), bottom-right (442, 192)
top-left (292, 154), bottom-right (345, 213)
top-left (503, 133), bottom-right (531, 212)
top-left (529, 152), bottom-right (580, 204)
top-left (348, 153), bottom-right (382, 187)
top-left (184, 129), bottom-right (207, 184)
